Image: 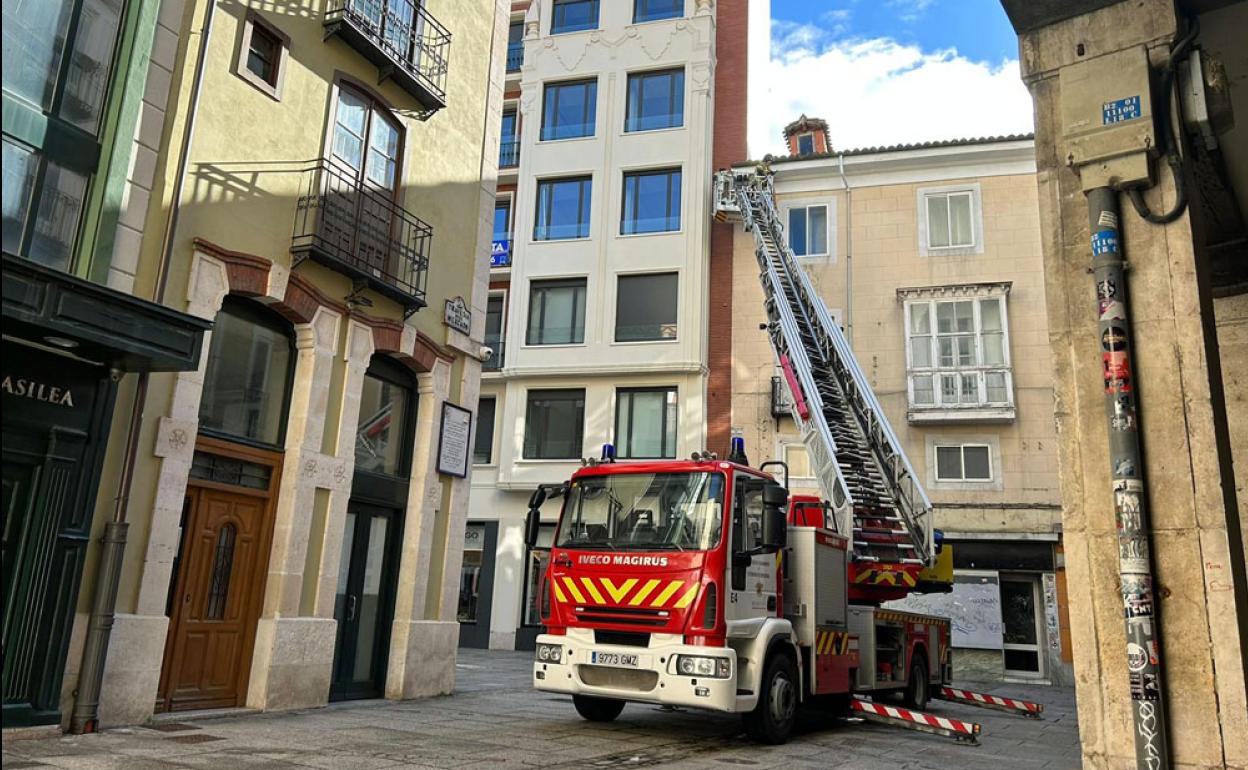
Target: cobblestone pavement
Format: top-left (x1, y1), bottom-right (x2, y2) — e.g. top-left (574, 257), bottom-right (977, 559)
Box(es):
top-left (4, 650), bottom-right (1082, 770)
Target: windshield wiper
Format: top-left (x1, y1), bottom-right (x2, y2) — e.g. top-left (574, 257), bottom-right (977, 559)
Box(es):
top-left (566, 540), bottom-right (617, 551)
top-left (628, 542), bottom-right (687, 551)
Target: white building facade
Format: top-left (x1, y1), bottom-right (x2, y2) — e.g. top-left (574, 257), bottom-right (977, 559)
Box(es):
top-left (463, 0), bottom-right (736, 650)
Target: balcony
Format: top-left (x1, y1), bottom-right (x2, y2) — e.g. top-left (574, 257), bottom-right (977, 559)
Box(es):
top-left (771, 376), bottom-right (794, 418)
top-left (324, 0), bottom-right (451, 118)
top-left (499, 138), bottom-right (519, 169)
top-left (484, 338), bottom-right (505, 371)
top-left (291, 159), bottom-right (431, 316)
top-left (506, 41), bottom-right (524, 73)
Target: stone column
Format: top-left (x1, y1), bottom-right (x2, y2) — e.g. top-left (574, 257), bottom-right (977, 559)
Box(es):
top-left (385, 356), bottom-right (457, 698)
top-left (1016, 2), bottom-right (1248, 766)
top-left (246, 306), bottom-right (350, 712)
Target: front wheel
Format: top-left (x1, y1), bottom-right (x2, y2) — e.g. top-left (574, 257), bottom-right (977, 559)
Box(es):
top-left (903, 657), bottom-right (930, 711)
top-left (744, 652), bottom-right (798, 744)
top-left (573, 695), bottom-right (625, 722)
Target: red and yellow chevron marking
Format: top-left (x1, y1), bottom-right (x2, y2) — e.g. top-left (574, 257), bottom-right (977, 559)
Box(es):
top-left (853, 568), bottom-right (917, 587)
top-left (814, 630), bottom-right (851, 656)
top-left (553, 576), bottom-right (700, 609)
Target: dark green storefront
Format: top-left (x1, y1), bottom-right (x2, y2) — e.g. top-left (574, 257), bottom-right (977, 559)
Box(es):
top-left (2, 255), bottom-right (209, 727)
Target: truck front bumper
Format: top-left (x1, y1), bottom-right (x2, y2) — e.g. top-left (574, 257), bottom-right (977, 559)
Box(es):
top-left (532, 630), bottom-right (739, 713)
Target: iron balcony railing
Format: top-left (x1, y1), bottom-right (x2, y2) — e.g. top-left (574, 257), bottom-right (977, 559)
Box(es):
top-left (291, 159), bottom-right (431, 315)
top-left (499, 138), bottom-right (520, 169)
top-left (506, 41), bottom-right (524, 72)
top-left (325, 0), bottom-right (451, 117)
top-left (484, 337), bottom-right (504, 371)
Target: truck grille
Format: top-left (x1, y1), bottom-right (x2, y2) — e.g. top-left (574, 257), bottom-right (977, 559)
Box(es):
top-left (578, 665), bottom-right (660, 692)
top-left (574, 606), bottom-right (669, 628)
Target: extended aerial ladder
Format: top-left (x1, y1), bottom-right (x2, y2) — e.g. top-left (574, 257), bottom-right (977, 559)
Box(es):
top-left (714, 168), bottom-right (935, 595)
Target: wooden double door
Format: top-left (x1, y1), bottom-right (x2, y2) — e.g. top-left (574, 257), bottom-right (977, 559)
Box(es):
top-left (158, 446), bottom-right (278, 712)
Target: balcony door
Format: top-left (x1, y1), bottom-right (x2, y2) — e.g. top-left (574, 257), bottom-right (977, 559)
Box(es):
top-left (329, 84), bottom-right (403, 283)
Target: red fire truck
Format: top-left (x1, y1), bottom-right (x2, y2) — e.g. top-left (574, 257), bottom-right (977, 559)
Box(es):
top-left (524, 447), bottom-right (954, 744)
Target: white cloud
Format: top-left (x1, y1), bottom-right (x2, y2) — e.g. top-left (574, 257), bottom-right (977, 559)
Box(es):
top-left (749, 29), bottom-right (1035, 157)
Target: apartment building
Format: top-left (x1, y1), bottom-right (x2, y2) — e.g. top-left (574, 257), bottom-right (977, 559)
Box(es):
top-left (5, 0), bottom-right (506, 731)
top-left (463, 0), bottom-right (756, 650)
top-left (730, 119), bottom-right (1073, 684)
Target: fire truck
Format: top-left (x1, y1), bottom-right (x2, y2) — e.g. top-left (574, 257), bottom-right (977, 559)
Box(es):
top-left (523, 169), bottom-right (967, 744)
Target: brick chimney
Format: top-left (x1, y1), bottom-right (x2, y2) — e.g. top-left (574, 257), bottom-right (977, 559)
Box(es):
top-left (782, 115), bottom-right (832, 157)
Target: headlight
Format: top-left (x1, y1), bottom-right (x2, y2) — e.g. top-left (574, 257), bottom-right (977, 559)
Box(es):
top-left (536, 643), bottom-right (563, 663)
top-left (675, 655), bottom-right (731, 679)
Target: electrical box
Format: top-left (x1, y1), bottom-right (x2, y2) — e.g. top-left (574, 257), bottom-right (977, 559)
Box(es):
top-left (1060, 46), bottom-right (1156, 191)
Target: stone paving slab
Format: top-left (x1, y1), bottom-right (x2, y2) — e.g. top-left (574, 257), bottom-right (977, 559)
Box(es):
top-left (4, 649), bottom-right (1082, 770)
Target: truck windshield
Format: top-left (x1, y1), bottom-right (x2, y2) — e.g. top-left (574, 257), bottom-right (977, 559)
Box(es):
top-left (556, 472), bottom-right (725, 551)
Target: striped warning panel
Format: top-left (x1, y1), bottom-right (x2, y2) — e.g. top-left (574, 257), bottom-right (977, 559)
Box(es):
top-left (851, 698), bottom-right (980, 744)
top-left (939, 686), bottom-right (1044, 717)
top-left (814, 630), bottom-right (851, 656)
top-left (551, 576), bottom-right (700, 610)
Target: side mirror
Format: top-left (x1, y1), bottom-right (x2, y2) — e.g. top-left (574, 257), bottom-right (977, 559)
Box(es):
top-left (762, 483), bottom-right (789, 509)
top-left (528, 487), bottom-right (548, 509)
top-left (524, 508), bottom-right (541, 548)
top-left (763, 506), bottom-right (787, 551)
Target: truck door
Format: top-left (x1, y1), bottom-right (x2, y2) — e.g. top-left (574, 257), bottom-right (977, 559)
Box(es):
top-left (726, 473), bottom-right (778, 624)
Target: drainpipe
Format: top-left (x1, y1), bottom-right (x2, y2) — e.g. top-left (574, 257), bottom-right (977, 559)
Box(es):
top-left (837, 152), bottom-right (852, 344)
top-left (1087, 186), bottom-right (1170, 770)
top-left (69, 0), bottom-right (218, 734)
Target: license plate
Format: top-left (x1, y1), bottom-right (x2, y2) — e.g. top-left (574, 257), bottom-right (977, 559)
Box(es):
top-left (590, 651), bottom-right (640, 668)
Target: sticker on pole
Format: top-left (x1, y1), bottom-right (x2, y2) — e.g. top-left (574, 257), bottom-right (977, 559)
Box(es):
top-left (1092, 230), bottom-right (1118, 256)
top-left (1102, 96), bottom-right (1141, 124)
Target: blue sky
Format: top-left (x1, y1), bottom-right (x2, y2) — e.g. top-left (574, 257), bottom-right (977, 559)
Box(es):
top-left (770, 0), bottom-right (1020, 66)
top-left (750, 0), bottom-right (1034, 155)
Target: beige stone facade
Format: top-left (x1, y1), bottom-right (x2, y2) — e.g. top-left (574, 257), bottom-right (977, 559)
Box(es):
top-left (47, 0), bottom-right (510, 728)
top-left (731, 136), bottom-right (1073, 683)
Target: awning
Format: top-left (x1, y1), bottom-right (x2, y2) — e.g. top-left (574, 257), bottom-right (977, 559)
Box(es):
top-left (3, 254), bottom-right (211, 373)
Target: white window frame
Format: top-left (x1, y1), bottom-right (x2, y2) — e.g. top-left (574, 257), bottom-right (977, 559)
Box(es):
top-left (925, 435), bottom-right (1004, 491)
top-left (781, 197), bottom-right (835, 261)
top-left (779, 441), bottom-right (817, 487)
top-left (917, 183), bottom-right (984, 257)
top-left (902, 287), bottom-right (1013, 417)
top-left (933, 443), bottom-right (993, 482)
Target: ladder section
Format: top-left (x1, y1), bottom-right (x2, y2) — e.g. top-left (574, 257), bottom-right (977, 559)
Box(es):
top-left (716, 169), bottom-right (934, 567)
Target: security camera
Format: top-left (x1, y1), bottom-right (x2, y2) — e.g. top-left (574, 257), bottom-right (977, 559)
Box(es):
top-left (478, 345), bottom-right (494, 362)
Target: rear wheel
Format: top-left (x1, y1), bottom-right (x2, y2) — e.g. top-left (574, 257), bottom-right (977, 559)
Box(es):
top-left (744, 652), bottom-right (798, 744)
top-left (573, 695), bottom-right (625, 722)
top-left (903, 656), bottom-right (930, 711)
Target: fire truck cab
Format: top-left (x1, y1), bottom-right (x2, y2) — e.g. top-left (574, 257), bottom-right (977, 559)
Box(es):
top-left (526, 450), bottom-right (951, 744)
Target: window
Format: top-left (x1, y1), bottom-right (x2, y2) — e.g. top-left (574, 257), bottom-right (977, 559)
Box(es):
top-left (198, 298), bottom-right (296, 447)
top-left (622, 168), bottom-right (681, 234)
top-left (331, 85), bottom-right (402, 191)
top-left (493, 198), bottom-right (511, 241)
top-left (935, 444), bottom-right (992, 482)
top-left (458, 524), bottom-right (486, 622)
top-left (616, 388), bottom-right (677, 459)
top-left (474, 397), bottom-right (496, 464)
top-left (237, 13), bottom-right (288, 99)
top-left (484, 294), bottom-right (504, 369)
top-left (781, 443), bottom-right (813, 481)
top-left (524, 389), bottom-right (585, 459)
top-left (541, 79), bottom-right (596, 140)
top-left (787, 204), bottom-right (828, 257)
top-left (527, 278), bottom-right (586, 344)
top-left (796, 133), bottom-right (815, 156)
top-left (625, 68), bottom-right (684, 132)
top-left (918, 185), bottom-right (982, 255)
top-left (552, 0), bottom-right (599, 33)
top-left (616, 272), bottom-right (677, 341)
top-left (2, 0), bottom-right (124, 272)
top-left (354, 359), bottom-right (414, 478)
top-left (499, 109), bottom-right (519, 167)
top-left (731, 474), bottom-right (765, 557)
top-left (506, 21), bottom-right (524, 72)
top-left (905, 292), bottom-right (1012, 412)
top-left (634, 0), bottom-right (683, 22)
top-left (535, 176), bottom-right (592, 240)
